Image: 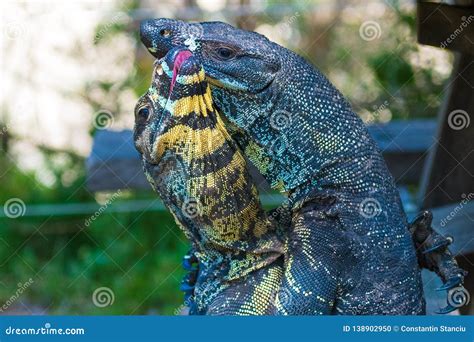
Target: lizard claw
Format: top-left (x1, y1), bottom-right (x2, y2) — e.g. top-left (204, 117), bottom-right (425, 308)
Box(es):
top-left (436, 274), bottom-right (464, 292)
top-left (180, 282), bottom-right (195, 292)
top-left (436, 284), bottom-right (470, 314)
top-left (435, 304), bottom-right (458, 314)
top-left (409, 211), bottom-right (433, 236)
top-left (182, 249), bottom-right (199, 271)
top-left (422, 236), bottom-right (453, 254)
top-left (179, 248), bottom-right (199, 313)
top-left (409, 210), bottom-right (469, 314)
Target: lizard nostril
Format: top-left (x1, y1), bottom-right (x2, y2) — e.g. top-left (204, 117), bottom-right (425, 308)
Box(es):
top-left (160, 29), bottom-right (172, 38)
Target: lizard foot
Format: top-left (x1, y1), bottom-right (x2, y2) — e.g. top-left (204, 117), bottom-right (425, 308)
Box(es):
top-left (409, 211), bottom-right (468, 314)
top-left (435, 284), bottom-right (470, 314)
top-left (180, 249), bottom-right (199, 313)
top-left (182, 250), bottom-right (199, 271)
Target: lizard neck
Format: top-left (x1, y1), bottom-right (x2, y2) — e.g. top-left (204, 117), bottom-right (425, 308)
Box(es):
top-left (212, 48), bottom-right (390, 198)
top-left (143, 76), bottom-right (284, 281)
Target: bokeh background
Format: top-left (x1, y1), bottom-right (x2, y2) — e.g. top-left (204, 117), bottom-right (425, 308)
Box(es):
top-left (0, 0), bottom-right (458, 314)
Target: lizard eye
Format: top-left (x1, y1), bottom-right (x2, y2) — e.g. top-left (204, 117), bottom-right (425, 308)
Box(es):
top-left (216, 47), bottom-right (236, 60)
top-left (138, 107), bottom-right (150, 119)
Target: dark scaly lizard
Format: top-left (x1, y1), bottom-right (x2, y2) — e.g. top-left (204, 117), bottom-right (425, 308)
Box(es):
top-left (140, 19), bottom-right (467, 314)
top-left (133, 47), bottom-right (286, 314)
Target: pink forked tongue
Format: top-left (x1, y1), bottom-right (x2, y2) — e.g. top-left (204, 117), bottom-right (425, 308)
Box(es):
top-left (170, 50), bottom-right (193, 94)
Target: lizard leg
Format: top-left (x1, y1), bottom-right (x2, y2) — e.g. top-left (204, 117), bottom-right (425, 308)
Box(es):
top-left (275, 198), bottom-right (345, 315)
top-left (409, 211), bottom-right (468, 313)
top-left (205, 260), bottom-right (284, 315)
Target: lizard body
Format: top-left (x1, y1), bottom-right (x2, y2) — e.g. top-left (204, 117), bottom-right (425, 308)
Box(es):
top-left (139, 19), bottom-right (466, 314)
top-left (133, 48), bottom-right (285, 314)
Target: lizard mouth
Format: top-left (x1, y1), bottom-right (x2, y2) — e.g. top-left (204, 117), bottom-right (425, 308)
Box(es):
top-left (148, 49), bottom-right (202, 161)
top-left (206, 72), bottom-right (274, 94)
top-left (170, 49), bottom-right (193, 94)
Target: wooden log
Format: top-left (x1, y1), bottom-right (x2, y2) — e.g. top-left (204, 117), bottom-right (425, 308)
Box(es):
top-left (430, 200), bottom-right (474, 255)
top-left (426, 200), bottom-right (474, 315)
top-left (417, 1), bottom-right (474, 54)
top-left (369, 120), bottom-right (437, 184)
top-left (86, 130), bottom-right (150, 191)
top-left (418, 54), bottom-right (474, 209)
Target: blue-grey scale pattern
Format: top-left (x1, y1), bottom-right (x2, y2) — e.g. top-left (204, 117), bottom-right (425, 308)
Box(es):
top-left (139, 19), bottom-right (466, 315)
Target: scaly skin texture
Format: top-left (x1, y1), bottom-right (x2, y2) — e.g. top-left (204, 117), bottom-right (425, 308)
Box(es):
top-left (139, 19), bottom-right (466, 314)
top-left (133, 48), bottom-right (285, 314)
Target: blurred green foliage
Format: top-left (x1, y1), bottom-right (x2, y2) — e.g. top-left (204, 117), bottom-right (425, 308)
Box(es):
top-left (1, 0), bottom-right (452, 315)
top-left (0, 153), bottom-right (187, 314)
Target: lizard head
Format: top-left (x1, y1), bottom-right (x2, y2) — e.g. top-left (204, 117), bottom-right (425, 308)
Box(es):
top-left (140, 18), bottom-right (281, 97)
top-left (133, 46), bottom-right (209, 166)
